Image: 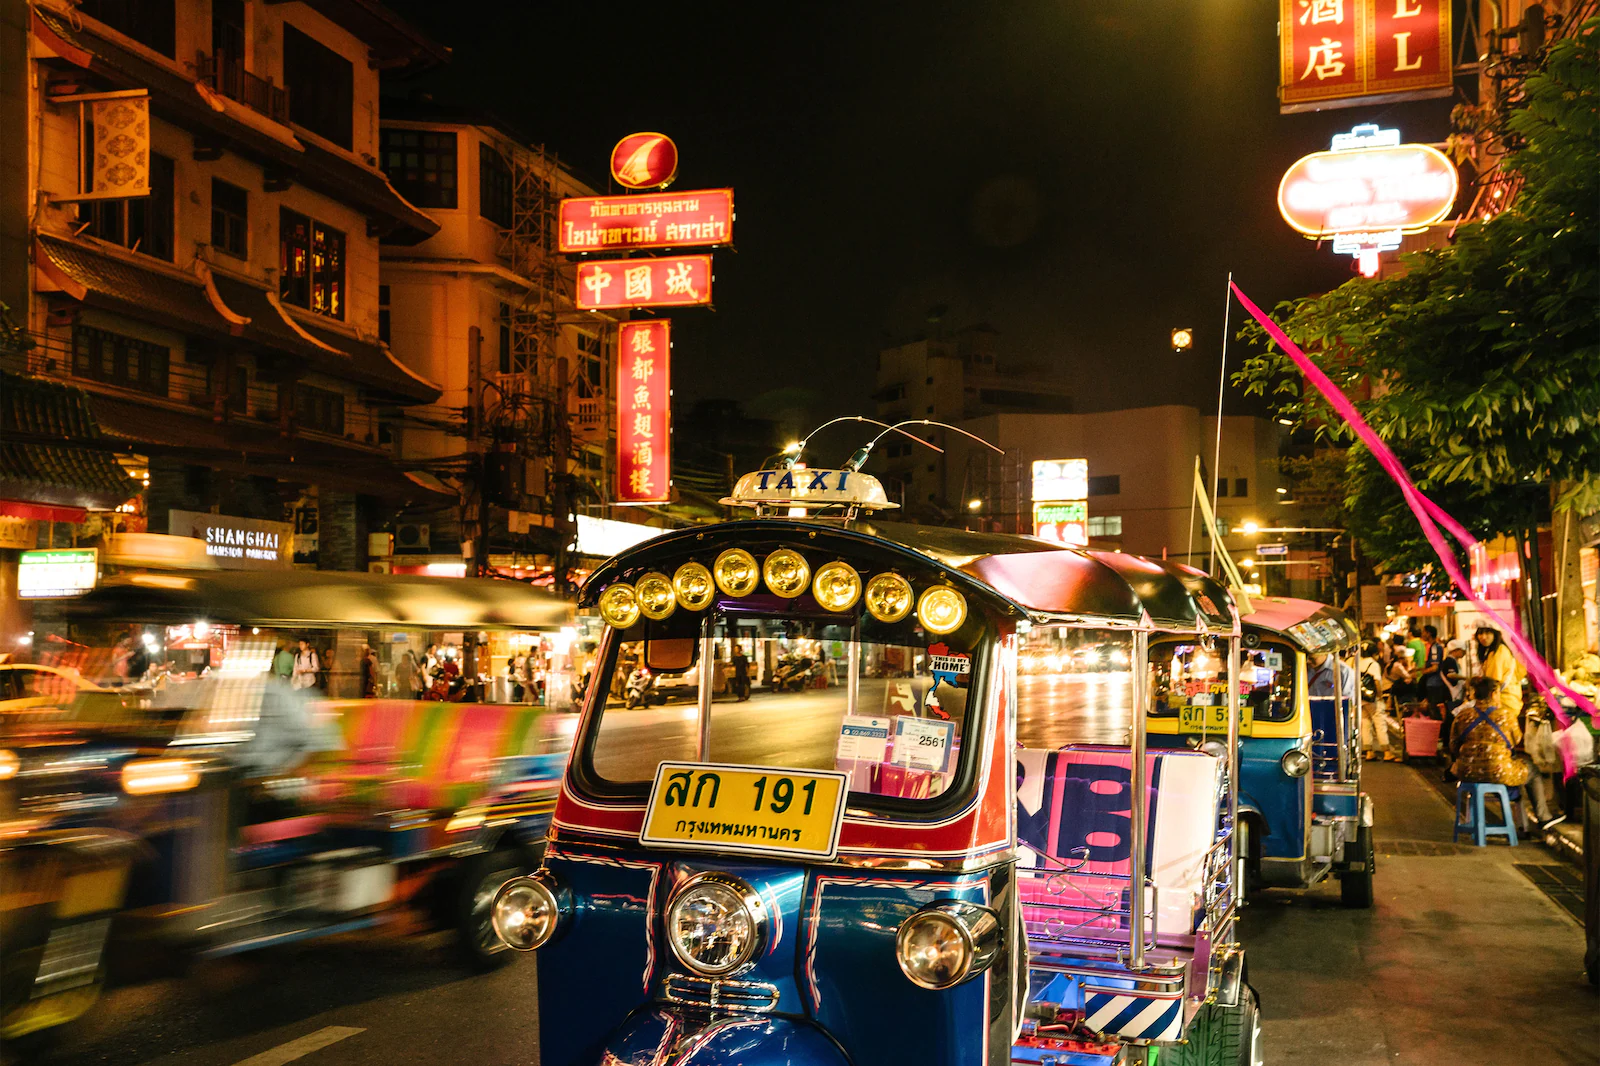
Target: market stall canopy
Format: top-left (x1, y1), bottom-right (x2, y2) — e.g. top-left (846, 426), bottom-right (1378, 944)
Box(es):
top-left (67, 572), bottom-right (573, 630)
top-left (1242, 597), bottom-right (1359, 653)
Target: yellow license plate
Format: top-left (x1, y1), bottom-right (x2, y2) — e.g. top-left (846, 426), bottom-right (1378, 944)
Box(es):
top-left (641, 763), bottom-right (848, 861)
top-left (1178, 704), bottom-right (1254, 736)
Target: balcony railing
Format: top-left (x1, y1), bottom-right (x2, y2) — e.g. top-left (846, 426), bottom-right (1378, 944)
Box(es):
top-left (196, 51), bottom-right (289, 126)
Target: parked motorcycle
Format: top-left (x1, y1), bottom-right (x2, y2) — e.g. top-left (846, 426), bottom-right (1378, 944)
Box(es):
top-left (623, 666), bottom-right (664, 709)
top-left (771, 655), bottom-right (817, 692)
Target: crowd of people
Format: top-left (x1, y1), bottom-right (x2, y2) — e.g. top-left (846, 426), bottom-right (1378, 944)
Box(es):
top-left (1361, 621), bottom-right (1568, 832)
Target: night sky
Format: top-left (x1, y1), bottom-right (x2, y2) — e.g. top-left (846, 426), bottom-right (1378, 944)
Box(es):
top-left (388, 0), bottom-right (1453, 438)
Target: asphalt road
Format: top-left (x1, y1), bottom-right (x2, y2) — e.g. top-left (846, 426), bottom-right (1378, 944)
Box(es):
top-left (29, 680), bottom-right (1595, 1066)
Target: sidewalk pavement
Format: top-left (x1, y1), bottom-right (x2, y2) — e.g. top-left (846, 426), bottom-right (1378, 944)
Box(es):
top-left (1240, 761), bottom-right (1599, 1066)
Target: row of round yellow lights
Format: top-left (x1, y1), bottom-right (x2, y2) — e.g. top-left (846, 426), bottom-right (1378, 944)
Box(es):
top-left (595, 550), bottom-right (967, 635)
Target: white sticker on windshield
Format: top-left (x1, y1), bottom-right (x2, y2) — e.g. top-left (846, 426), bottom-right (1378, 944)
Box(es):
top-left (837, 715), bottom-right (891, 763)
top-left (1265, 651), bottom-right (1283, 671)
top-left (892, 716), bottom-right (955, 774)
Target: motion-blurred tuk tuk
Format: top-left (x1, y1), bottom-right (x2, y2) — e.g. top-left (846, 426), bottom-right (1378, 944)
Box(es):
top-left (1, 570), bottom-right (573, 1047)
top-left (488, 465), bottom-right (1257, 1066)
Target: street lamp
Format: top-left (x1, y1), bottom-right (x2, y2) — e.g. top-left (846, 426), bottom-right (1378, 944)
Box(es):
top-left (966, 498), bottom-right (983, 512)
top-left (1171, 328), bottom-right (1194, 352)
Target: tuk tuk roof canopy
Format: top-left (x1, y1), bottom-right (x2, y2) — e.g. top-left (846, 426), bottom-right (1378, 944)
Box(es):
top-left (66, 572), bottom-right (573, 631)
top-left (583, 519), bottom-right (1238, 634)
top-left (1242, 597), bottom-right (1358, 653)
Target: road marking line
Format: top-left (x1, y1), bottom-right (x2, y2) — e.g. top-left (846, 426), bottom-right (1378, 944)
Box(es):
top-left (231, 1026), bottom-right (365, 1066)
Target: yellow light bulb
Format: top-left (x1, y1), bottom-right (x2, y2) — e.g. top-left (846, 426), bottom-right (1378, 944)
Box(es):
top-left (597, 583), bottom-right (641, 628)
top-left (635, 572), bottom-right (677, 620)
top-left (763, 549), bottom-right (810, 598)
top-left (672, 562), bottom-right (715, 611)
top-left (864, 572), bottom-right (913, 623)
top-left (917, 586), bottom-right (968, 635)
top-left (713, 549), bottom-right (760, 596)
top-left (812, 561), bottom-right (862, 612)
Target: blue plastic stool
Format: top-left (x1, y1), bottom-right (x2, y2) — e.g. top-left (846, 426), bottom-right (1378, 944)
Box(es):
top-left (1452, 782), bottom-right (1519, 847)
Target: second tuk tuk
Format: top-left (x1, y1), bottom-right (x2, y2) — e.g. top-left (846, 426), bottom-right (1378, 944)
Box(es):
top-left (1149, 597), bottom-right (1374, 907)
top-left (489, 467), bottom-right (1257, 1066)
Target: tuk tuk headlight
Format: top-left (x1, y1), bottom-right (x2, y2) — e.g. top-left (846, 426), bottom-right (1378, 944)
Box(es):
top-left (896, 901), bottom-right (1001, 990)
top-left (917, 586), bottom-right (968, 635)
top-left (0, 750), bottom-right (17, 781)
top-left (635, 572), bottom-right (677, 621)
top-left (666, 873), bottom-right (767, 977)
top-left (864, 572), bottom-right (913, 623)
top-left (1281, 748), bottom-right (1312, 778)
top-left (121, 758), bottom-right (200, 795)
top-left (812, 561), bottom-right (861, 612)
top-left (491, 872), bottom-right (569, 951)
top-left (672, 562), bottom-right (715, 611)
top-left (762, 549), bottom-right (810, 599)
top-left (713, 549), bottom-right (760, 597)
top-left (598, 583), bottom-right (641, 629)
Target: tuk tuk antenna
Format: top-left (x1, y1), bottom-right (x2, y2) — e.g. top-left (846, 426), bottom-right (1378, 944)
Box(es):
top-left (784, 416), bottom-right (931, 469)
top-left (844, 419), bottom-right (1002, 472)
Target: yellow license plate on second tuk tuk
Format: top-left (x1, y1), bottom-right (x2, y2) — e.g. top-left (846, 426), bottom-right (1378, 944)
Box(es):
top-left (1178, 704), bottom-right (1254, 736)
top-left (641, 762), bottom-right (849, 861)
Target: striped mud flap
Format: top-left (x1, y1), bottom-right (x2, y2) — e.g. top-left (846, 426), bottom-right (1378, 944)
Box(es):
top-left (1081, 982), bottom-right (1187, 1043)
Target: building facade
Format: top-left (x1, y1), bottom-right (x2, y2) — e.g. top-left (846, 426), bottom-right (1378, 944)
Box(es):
top-left (1, 0), bottom-right (456, 646)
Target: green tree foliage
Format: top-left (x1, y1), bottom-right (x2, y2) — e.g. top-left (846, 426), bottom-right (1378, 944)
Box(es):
top-left (1237, 19), bottom-right (1600, 571)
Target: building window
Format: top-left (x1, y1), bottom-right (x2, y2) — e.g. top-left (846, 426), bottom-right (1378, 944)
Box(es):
top-left (71, 325), bottom-right (169, 397)
top-left (296, 384), bottom-right (345, 434)
top-left (79, 152), bottom-right (174, 261)
top-left (576, 328), bottom-right (608, 389)
top-left (228, 364), bottom-right (249, 413)
top-left (282, 24), bottom-right (353, 149)
top-left (1215, 479), bottom-right (1230, 499)
top-left (480, 143), bottom-right (513, 229)
top-left (279, 208), bottom-right (344, 319)
top-left (378, 285), bottom-right (391, 345)
top-left (1088, 515), bottom-right (1123, 537)
top-left (1086, 474), bottom-right (1120, 496)
top-left (212, 0), bottom-right (245, 63)
top-left (498, 302), bottom-right (512, 374)
top-left (210, 178), bottom-right (248, 259)
top-left (1234, 477), bottom-right (1248, 497)
top-left (78, 0), bottom-right (175, 56)
top-left (381, 128), bottom-right (457, 209)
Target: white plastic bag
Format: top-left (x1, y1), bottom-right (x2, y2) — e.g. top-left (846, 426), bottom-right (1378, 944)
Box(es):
top-left (1526, 715), bottom-right (1564, 773)
top-left (1555, 717), bottom-right (1596, 768)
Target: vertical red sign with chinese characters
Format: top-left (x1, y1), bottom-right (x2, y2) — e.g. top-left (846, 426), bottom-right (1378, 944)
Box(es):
top-left (1280, 0), bottom-right (1451, 112)
top-left (617, 320), bottom-right (671, 503)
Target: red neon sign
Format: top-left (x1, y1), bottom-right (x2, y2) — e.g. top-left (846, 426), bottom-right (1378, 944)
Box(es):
top-left (576, 256), bottom-right (712, 310)
top-left (1279, 0), bottom-right (1451, 113)
top-left (559, 190), bottom-right (733, 254)
top-left (1278, 141), bottom-right (1458, 237)
top-left (617, 320), bottom-right (671, 503)
top-left (610, 133), bottom-right (679, 190)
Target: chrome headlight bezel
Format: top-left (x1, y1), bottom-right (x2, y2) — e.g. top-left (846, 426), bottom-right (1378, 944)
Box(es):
top-left (1280, 747), bottom-right (1312, 778)
top-left (664, 872), bottom-right (768, 978)
top-left (490, 870), bottom-right (569, 952)
top-left (895, 900), bottom-right (1001, 990)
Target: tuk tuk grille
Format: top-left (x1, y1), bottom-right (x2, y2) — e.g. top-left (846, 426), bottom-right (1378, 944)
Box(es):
top-left (661, 973), bottom-right (780, 1013)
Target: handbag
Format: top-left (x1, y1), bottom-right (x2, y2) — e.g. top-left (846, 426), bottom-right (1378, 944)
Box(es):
top-left (1526, 715), bottom-right (1564, 773)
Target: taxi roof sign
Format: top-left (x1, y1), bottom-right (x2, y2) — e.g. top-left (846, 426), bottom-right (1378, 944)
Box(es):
top-left (722, 468), bottom-right (898, 513)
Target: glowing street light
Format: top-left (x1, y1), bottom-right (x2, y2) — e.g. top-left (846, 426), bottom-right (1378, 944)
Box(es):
top-left (1241, 520), bottom-right (1261, 535)
top-left (783, 441), bottom-right (803, 454)
top-left (1171, 328), bottom-right (1194, 352)
top-left (966, 498), bottom-right (983, 512)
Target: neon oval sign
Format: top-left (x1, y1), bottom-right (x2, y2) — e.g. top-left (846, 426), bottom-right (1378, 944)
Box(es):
top-left (610, 132), bottom-right (679, 191)
top-left (1277, 143), bottom-right (1459, 238)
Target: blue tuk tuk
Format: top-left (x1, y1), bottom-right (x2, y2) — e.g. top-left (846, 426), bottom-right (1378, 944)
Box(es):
top-left (490, 467), bottom-right (1258, 1065)
top-left (1148, 597), bottom-right (1373, 907)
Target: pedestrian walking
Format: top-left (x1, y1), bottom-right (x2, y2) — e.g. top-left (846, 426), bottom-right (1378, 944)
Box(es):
top-left (272, 640), bottom-right (295, 682)
top-left (396, 647), bottom-right (422, 698)
top-left (1406, 624), bottom-right (1426, 672)
top-left (731, 644), bottom-right (751, 701)
top-left (291, 639), bottom-right (319, 691)
top-left (359, 644), bottom-right (377, 698)
top-left (1386, 634), bottom-right (1416, 706)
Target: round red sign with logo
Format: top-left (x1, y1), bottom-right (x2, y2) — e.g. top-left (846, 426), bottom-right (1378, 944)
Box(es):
top-left (610, 133), bottom-right (679, 190)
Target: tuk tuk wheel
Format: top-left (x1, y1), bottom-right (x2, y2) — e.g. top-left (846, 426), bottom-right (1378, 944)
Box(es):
top-left (1162, 985), bottom-right (1259, 1066)
top-left (455, 846), bottom-right (537, 971)
top-left (1339, 824), bottom-right (1376, 909)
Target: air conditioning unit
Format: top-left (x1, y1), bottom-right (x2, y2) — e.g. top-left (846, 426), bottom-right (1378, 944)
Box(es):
top-left (368, 560), bottom-right (392, 574)
top-left (368, 532), bottom-right (395, 558)
top-left (395, 523), bottom-right (430, 551)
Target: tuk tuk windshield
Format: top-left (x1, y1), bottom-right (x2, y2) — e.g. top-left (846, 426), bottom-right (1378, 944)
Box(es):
top-left (586, 615), bottom-right (985, 805)
top-left (1150, 640), bottom-right (1297, 724)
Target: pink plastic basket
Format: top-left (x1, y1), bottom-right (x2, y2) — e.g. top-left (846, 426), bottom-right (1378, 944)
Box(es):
top-left (1403, 716), bottom-right (1442, 758)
